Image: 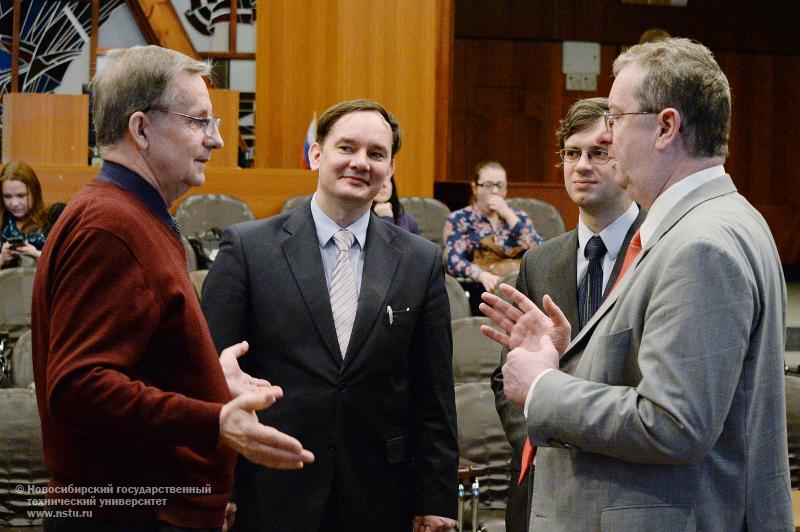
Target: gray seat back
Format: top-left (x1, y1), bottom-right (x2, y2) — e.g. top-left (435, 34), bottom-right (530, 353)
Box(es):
top-left (398, 196), bottom-right (451, 247)
top-left (174, 194), bottom-right (255, 238)
top-left (446, 274), bottom-right (471, 320)
top-left (0, 268), bottom-right (36, 328)
top-left (506, 197), bottom-right (565, 240)
top-left (452, 316), bottom-right (502, 383)
top-left (281, 195), bottom-right (312, 213)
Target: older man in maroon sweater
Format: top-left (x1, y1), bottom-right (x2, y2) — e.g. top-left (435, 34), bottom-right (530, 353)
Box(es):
top-left (31, 46), bottom-right (313, 531)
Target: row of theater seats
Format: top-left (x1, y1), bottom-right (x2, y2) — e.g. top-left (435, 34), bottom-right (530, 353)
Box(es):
top-left (282, 194), bottom-right (567, 246)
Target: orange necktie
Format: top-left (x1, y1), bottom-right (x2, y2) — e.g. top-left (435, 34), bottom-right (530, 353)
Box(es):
top-left (518, 231), bottom-right (643, 486)
top-left (611, 230), bottom-right (642, 291)
top-left (518, 439), bottom-right (536, 485)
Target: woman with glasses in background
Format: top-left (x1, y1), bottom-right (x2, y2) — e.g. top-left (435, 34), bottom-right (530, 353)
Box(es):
top-left (443, 160), bottom-right (542, 309)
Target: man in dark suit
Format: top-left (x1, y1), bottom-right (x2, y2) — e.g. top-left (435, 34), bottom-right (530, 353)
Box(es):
top-left (202, 99), bottom-right (458, 532)
top-left (491, 97), bottom-right (643, 532)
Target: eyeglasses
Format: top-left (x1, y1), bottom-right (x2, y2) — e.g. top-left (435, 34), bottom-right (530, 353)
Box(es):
top-left (603, 110), bottom-right (659, 130)
top-left (475, 181), bottom-right (507, 191)
top-left (557, 148), bottom-right (611, 165)
top-left (146, 108), bottom-right (222, 136)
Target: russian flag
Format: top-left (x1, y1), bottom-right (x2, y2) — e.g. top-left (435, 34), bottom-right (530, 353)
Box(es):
top-left (301, 113), bottom-right (317, 169)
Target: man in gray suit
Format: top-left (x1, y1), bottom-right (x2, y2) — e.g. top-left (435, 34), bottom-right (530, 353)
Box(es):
top-left (482, 38), bottom-right (792, 531)
top-left (492, 97), bottom-right (644, 532)
top-left (201, 99), bottom-right (458, 532)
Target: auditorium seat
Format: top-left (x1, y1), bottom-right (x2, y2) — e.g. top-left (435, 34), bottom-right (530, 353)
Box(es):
top-left (452, 316), bottom-right (501, 383)
top-left (189, 269), bottom-right (210, 300)
top-left (455, 381), bottom-right (511, 532)
top-left (0, 267), bottom-right (37, 329)
top-left (280, 194), bottom-right (311, 213)
top-left (506, 197), bottom-right (565, 240)
top-left (446, 274), bottom-right (471, 320)
top-left (398, 196), bottom-right (450, 248)
top-left (174, 194), bottom-right (255, 238)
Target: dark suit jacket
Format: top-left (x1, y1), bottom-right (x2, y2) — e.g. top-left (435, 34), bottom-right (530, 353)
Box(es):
top-left (490, 208), bottom-right (644, 532)
top-left (201, 202), bottom-right (458, 532)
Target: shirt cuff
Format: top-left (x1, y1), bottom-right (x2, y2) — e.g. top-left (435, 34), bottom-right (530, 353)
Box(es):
top-left (523, 368), bottom-right (555, 418)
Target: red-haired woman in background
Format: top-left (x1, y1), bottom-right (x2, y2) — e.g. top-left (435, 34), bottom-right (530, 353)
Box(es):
top-left (1, 160), bottom-right (62, 268)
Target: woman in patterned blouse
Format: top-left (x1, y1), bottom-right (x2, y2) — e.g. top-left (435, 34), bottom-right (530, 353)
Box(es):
top-left (1, 160), bottom-right (52, 268)
top-left (443, 160), bottom-right (543, 292)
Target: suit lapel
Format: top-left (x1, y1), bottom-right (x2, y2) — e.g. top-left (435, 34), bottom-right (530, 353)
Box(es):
top-left (544, 230), bottom-right (580, 338)
top-left (561, 175), bottom-right (736, 366)
top-left (280, 204), bottom-right (343, 366)
top-left (341, 215), bottom-right (401, 372)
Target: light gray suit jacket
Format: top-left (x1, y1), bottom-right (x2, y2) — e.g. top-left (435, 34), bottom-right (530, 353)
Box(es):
top-left (526, 175), bottom-right (792, 531)
top-left (492, 210), bottom-right (644, 532)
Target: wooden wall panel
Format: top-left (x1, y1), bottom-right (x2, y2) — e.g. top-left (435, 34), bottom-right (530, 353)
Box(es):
top-left (255, 0), bottom-right (451, 197)
top-left (208, 88), bottom-right (240, 168)
top-left (450, 1), bottom-right (800, 264)
top-left (2, 93), bottom-right (89, 166)
top-left (449, 40), bottom-right (615, 186)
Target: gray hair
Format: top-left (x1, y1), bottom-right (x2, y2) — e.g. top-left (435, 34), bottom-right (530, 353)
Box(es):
top-left (613, 38), bottom-right (730, 158)
top-left (90, 45), bottom-right (211, 150)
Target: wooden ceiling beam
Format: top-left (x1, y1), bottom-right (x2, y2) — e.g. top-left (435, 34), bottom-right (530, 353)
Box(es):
top-left (125, 0), bottom-right (199, 59)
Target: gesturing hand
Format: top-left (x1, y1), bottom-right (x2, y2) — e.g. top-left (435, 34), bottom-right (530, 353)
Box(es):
top-left (219, 341), bottom-right (271, 398)
top-left (219, 388), bottom-right (315, 469)
top-left (479, 284), bottom-right (570, 355)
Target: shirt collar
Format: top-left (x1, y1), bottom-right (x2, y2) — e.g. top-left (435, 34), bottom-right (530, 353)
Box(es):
top-left (310, 193), bottom-right (370, 249)
top-left (95, 160), bottom-right (173, 228)
top-left (577, 202), bottom-right (640, 259)
top-left (639, 164), bottom-right (725, 246)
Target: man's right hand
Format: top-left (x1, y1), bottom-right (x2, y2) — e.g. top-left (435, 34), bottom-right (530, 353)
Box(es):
top-left (219, 388), bottom-right (315, 469)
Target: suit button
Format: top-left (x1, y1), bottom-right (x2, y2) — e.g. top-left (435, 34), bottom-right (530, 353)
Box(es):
top-left (339, 384), bottom-right (348, 392)
top-left (328, 442), bottom-right (336, 452)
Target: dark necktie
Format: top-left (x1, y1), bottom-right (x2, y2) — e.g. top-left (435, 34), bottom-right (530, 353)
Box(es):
top-left (170, 217), bottom-right (182, 239)
top-left (577, 235), bottom-right (607, 329)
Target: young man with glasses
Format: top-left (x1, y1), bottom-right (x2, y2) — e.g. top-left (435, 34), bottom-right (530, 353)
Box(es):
top-left (491, 97), bottom-right (643, 532)
top-left (483, 38), bottom-right (791, 531)
top-left (443, 161), bottom-right (543, 304)
top-left (31, 45), bottom-right (313, 531)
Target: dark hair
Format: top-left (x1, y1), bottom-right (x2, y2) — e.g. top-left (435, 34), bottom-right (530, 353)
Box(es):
top-left (0, 160), bottom-right (47, 232)
top-left (555, 97), bottom-right (609, 149)
top-left (372, 176), bottom-right (406, 223)
top-left (316, 99), bottom-right (402, 159)
top-left (472, 160), bottom-right (505, 184)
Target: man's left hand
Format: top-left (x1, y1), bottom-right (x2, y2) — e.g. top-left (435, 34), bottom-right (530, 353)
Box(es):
top-left (219, 340), bottom-right (271, 398)
top-left (413, 514), bottom-right (457, 531)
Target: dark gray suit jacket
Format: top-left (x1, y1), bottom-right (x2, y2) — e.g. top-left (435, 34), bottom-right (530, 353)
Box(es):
top-left (491, 208), bottom-right (644, 532)
top-left (201, 202), bottom-right (458, 532)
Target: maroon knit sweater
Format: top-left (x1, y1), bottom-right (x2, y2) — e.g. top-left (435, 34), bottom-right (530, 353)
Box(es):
top-left (31, 180), bottom-right (236, 527)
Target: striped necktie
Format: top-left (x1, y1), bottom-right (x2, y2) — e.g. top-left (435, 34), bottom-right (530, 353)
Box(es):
top-left (330, 230), bottom-right (358, 357)
top-left (577, 235), bottom-right (607, 329)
